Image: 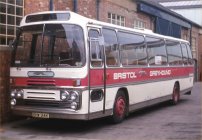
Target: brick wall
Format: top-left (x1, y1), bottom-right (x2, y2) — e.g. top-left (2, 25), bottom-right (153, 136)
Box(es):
top-left (0, 48), bottom-right (11, 125)
top-left (24, 0), bottom-right (152, 30)
top-left (54, 0), bottom-right (73, 11)
top-left (25, 0), bottom-right (49, 15)
top-left (181, 27), bottom-right (190, 41)
top-left (191, 26), bottom-right (200, 81)
top-left (99, 0), bottom-right (152, 29)
top-left (77, 0), bottom-right (97, 19)
top-left (198, 32), bottom-right (202, 81)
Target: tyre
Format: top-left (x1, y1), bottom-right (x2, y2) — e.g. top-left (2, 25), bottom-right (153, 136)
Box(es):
top-left (171, 83), bottom-right (180, 105)
top-left (111, 90), bottom-right (127, 124)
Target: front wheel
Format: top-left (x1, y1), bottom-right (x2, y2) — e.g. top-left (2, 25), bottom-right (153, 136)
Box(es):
top-left (111, 90), bottom-right (127, 124)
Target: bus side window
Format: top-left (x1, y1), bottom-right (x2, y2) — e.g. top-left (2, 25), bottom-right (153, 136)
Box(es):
top-left (146, 36), bottom-right (167, 66)
top-left (118, 31), bottom-right (146, 66)
top-left (181, 43), bottom-right (189, 65)
top-left (89, 29), bottom-right (102, 67)
top-left (103, 28), bottom-right (119, 67)
top-left (186, 44), bottom-right (194, 65)
top-left (166, 41), bottom-right (183, 66)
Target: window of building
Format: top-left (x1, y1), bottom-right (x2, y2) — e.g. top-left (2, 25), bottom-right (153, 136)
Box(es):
top-left (103, 28), bottom-right (119, 67)
top-left (166, 40), bottom-right (183, 65)
top-left (134, 20), bottom-right (146, 29)
top-left (146, 36), bottom-right (167, 65)
top-left (0, 0), bottom-right (24, 47)
top-left (108, 13), bottom-right (125, 27)
top-left (118, 32), bottom-right (147, 66)
top-left (183, 34), bottom-right (188, 41)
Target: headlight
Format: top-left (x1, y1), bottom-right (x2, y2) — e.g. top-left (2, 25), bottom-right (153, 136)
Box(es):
top-left (70, 102), bottom-right (78, 110)
top-left (60, 90), bottom-right (70, 101)
top-left (11, 99), bottom-right (16, 106)
top-left (11, 89), bottom-right (17, 97)
top-left (70, 91), bottom-right (79, 101)
top-left (10, 89), bottom-right (24, 99)
top-left (60, 90), bottom-right (81, 110)
top-left (16, 89), bottom-right (24, 98)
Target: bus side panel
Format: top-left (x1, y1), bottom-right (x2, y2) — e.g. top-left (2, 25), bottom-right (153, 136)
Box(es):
top-left (179, 76), bottom-right (194, 92)
top-left (127, 80), bottom-right (173, 105)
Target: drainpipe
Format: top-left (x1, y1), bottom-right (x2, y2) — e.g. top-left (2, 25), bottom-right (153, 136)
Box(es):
top-left (49, 0), bottom-right (53, 11)
top-left (73, 0), bottom-right (78, 13)
top-left (96, 0), bottom-right (100, 20)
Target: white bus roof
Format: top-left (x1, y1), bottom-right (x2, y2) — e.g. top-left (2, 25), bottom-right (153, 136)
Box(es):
top-left (20, 10), bottom-right (189, 44)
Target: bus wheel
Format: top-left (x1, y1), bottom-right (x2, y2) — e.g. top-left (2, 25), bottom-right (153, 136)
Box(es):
top-left (171, 83), bottom-right (180, 105)
top-left (111, 90), bottom-right (127, 124)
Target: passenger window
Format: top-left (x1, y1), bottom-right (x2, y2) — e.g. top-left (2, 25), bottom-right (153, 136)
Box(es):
top-left (181, 43), bottom-right (189, 65)
top-left (166, 41), bottom-right (183, 65)
top-left (146, 37), bottom-right (167, 66)
top-left (89, 30), bottom-right (99, 38)
top-left (89, 29), bottom-right (103, 67)
top-left (103, 28), bottom-right (119, 67)
top-left (118, 32), bottom-right (147, 66)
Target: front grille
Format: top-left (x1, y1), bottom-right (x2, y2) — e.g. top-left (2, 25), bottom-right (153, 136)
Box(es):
top-left (17, 99), bottom-right (71, 108)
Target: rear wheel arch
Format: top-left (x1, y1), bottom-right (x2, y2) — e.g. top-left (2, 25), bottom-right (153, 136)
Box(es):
top-left (171, 81), bottom-right (180, 105)
top-left (110, 87), bottom-right (129, 124)
top-left (175, 81), bottom-right (180, 90)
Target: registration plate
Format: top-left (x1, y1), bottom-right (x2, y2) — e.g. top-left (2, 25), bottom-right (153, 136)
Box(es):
top-left (32, 112), bottom-right (49, 118)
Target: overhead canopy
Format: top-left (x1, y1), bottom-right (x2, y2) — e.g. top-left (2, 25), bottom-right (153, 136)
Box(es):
top-left (137, 2), bottom-right (191, 29)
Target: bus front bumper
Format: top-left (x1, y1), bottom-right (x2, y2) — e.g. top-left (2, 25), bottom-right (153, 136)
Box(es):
top-left (12, 106), bottom-right (89, 120)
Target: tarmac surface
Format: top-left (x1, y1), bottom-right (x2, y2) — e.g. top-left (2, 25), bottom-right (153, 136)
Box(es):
top-left (0, 83), bottom-right (201, 140)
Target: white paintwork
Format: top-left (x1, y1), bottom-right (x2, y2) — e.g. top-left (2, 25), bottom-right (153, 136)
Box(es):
top-left (10, 66), bottom-right (88, 79)
top-left (11, 11), bottom-right (194, 118)
top-left (90, 76), bottom-right (193, 114)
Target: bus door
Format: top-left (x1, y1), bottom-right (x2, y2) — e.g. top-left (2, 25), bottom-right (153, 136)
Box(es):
top-left (88, 27), bottom-right (106, 118)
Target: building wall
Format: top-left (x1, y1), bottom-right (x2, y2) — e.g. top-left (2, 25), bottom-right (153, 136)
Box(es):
top-left (54, 0), bottom-right (74, 11)
top-left (24, 0), bottom-right (49, 15)
top-left (24, 0), bottom-right (152, 30)
top-left (0, 48), bottom-right (11, 124)
top-left (77, 0), bottom-right (97, 19)
top-left (99, 0), bottom-right (152, 29)
top-left (191, 26), bottom-right (200, 81)
top-left (192, 26), bottom-right (199, 58)
top-left (181, 27), bottom-right (190, 41)
top-left (198, 31), bottom-right (202, 81)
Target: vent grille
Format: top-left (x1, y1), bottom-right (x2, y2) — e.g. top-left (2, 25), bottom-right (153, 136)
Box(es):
top-left (17, 100), bottom-right (70, 108)
top-left (27, 79), bottom-right (56, 86)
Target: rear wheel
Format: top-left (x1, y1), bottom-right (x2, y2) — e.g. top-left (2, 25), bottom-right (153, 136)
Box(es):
top-left (171, 83), bottom-right (180, 105)
top-left (111, 90), bottom-right (127, 124)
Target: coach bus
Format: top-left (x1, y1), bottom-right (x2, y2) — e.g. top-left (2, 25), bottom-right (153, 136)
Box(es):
top-left (10, 11), bottom-right (194, 123)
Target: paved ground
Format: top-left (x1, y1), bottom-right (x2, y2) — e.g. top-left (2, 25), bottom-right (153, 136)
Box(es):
top-left (0, 83), bottom-right (201, 140)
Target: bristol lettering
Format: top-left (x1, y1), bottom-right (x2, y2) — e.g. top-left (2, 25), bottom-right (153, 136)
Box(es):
top-left (114, 72), bottom-right (137, 80)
